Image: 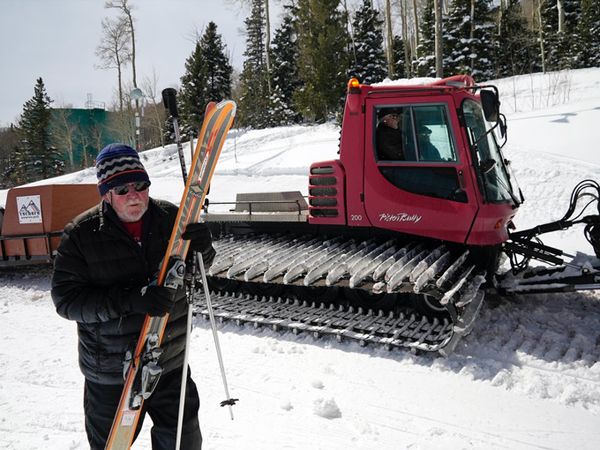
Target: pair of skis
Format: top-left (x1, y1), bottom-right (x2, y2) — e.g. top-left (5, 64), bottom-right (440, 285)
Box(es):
top-left (105, 94), bottom-right (236, 449)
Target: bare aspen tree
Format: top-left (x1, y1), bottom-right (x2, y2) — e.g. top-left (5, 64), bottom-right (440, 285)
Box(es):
top-left (400, 0), bottom-right (411, 77)
top-left (536, 0), bottom-right (546, 72)
top-left (88, 124), bottom-right (105, 166)
top-left (342, 0), bottom-right (357, 67)
top-left (434, 0), bottom-right (443, 77)
top-left (51, 108), bottom-right (78, 170)
top-left (96, 16), bottom-right (132, 112)
top-left (385, 0), bottom-right (396, 78)
top-left (78, 128), bottom-right (92, 169)
top-left (412, 0), bottom-right (419, 47)
top-left (469, 0), bottom-right (475, 73)
top-left (556, 0), bottom-right (564, 32)
top-left (105, 0), bottom-right (143, 139)
top-left (226, 0), bottom-right (272, 94)
top-left (264, 0), bottom-right (272, 95)
top-left (140, 70), bottom-right (166, 148)
top-left (105, 0), bottom-right (138, 89)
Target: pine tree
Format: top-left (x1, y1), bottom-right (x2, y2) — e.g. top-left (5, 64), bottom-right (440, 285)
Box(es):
top-left (444, 0), bottom-right (495, 80)
top-left (393, 36), bottom-right (406, 79)
top-left (0, 125), bottom-right (20, 188)
top-left (349, 0), bottom-right (387, 84)
top-left (267, 85), bottom-right (299, 126)
top-left (415, 0), bottom-right (436, 77)
top-left (540, 0), bottom-right (581, 70)
top-left (237, 0), bottom-right (270, 128)
top-left (180, 22), bottom-right (232, 134)
top-left (294, 0), bottom-right (350, 122)
top-left (495, 0), bottom-right (539, 77)
top-left (16, 78), bottom-right (64, 183)
top-left (162, 116), bottom-right (175, 146)
top-left (179, 42), bottom-right (203, 135)
top-left (575, 0), bottom-right (600, 68)
top-left (202, 22), bottom-right (233, 102)
top-left (268, 9), bottom-right (302, 126)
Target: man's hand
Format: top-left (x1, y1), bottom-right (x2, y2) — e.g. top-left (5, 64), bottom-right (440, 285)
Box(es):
top-left (182, 222), bottom-right (212, 242)
top-left (126, 285), bottom-right (178, 317)
top-left (182, 222), bottom-right (216, 268)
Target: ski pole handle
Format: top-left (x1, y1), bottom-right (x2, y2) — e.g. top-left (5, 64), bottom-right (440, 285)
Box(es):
top-left (162, 88), bottom-right (179, 119)
top-left (162, 88), bottom-right (188, 183)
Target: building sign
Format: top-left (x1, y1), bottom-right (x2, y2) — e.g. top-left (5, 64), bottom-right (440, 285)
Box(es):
top-left (16, 195), bottom-right (42, 224)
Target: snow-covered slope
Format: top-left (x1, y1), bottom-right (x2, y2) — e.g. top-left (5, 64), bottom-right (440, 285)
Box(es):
top-left (1, 68), bottom-right (600, 449)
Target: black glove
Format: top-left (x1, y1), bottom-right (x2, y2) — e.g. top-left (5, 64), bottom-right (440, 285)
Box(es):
top-left (182, 222), bottom-right (212, 242)
top-left (182, 222), bottom-right (216, 268)
top-left (126, 285), bottom-right (178, 317)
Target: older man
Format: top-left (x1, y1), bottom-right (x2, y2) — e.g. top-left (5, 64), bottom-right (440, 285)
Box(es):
top-left (52, 143), bottom-right (214, 449)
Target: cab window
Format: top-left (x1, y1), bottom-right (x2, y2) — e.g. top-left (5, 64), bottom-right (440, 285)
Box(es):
top-left (375, 105), bottom-right (456, 163)
top-left (373, 104), bottom-right (466, 202)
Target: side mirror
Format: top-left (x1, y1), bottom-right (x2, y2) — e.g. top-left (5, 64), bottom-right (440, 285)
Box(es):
top-left (480, 90), bottom-right (499, 123)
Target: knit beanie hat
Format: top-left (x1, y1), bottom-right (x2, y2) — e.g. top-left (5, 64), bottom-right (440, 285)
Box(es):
top-left (95, 143), bottom-right (151, 196)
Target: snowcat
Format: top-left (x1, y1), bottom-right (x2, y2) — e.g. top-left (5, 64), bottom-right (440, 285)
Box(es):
top-left (200, 75), bottom-right (600, 355)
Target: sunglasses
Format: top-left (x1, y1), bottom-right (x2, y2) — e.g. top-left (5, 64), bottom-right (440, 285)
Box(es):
top-left (111, 181), bottom-right (150, 196)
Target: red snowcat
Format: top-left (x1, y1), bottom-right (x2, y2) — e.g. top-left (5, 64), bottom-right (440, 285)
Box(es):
top-left (200, 76), bottom-right (600, 354)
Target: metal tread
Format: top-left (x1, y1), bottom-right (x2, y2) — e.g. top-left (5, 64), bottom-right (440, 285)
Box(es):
top-left (194, 292), bottom-right (455, 351)
top-left (203, 233), bottom-right (488, 354)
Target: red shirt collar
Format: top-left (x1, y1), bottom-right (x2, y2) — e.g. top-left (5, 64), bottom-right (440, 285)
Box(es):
top-left (121, 219), bottom-right (143, 243)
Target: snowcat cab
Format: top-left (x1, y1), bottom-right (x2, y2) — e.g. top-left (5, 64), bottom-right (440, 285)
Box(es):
top-left (309, 75), bottom-right (520, 246)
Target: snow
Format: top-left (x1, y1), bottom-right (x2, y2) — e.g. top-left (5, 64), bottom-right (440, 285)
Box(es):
top-left (2, 68), bottom-right (600, 449)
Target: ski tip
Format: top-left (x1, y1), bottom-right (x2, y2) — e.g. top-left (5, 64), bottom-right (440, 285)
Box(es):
top-left (204, 101), bottom-right (217, 116)
top-left (216, 99), bottom-right (237, 115)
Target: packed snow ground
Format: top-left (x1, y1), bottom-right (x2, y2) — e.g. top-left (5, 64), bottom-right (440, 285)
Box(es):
top-left (2, 68), bottom-right (600, 449)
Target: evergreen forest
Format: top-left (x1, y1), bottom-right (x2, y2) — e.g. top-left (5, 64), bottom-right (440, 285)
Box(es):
top-left (1, 0), bottom-right (599, 187)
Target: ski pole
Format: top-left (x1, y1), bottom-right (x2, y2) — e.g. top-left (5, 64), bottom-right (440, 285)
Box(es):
top-left (175, 266), bottom-right (195, 450)
top-left (196, 251), bottom-right (238, 420)
top-left (162, 87), bottom-right (188, 183)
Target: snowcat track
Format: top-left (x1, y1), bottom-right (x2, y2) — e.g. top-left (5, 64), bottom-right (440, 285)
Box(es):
top-left (204, 233), bottom-right (488, 354)
top-left (194, 291), bottom-right (454, 351)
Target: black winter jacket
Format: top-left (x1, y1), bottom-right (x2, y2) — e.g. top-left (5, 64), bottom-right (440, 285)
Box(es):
top-left (51, 198), bottom-right (215, 385)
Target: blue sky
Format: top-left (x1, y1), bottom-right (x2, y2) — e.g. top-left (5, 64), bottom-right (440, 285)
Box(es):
top-left (0, 0), bottom-right (283, 126)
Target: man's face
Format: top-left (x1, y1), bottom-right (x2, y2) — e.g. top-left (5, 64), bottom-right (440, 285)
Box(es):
top-left (419, 131), bottom-right (431, 141)
top-left (103, 181), bottom-right (150, 222)
top-left (383, 114), bottom-right (400, 129)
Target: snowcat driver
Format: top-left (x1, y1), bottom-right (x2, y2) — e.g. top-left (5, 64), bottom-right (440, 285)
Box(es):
top-left (376, 109), bottom-right (404, 161)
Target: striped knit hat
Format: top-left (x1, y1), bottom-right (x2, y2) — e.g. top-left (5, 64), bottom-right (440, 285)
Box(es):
top-left (95, 143), bottom-right (151, 196)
